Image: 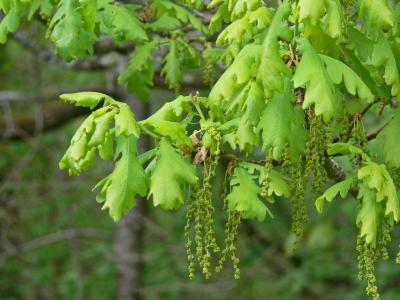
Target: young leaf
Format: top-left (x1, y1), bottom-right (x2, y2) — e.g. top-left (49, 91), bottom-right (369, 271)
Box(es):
top-left (293, 38), bottom-right (336, 122)
top-left (153, 120), bottom-right (192, 148)
top-left (315, 175), bottom-right (356, 213)
top-left (358, 161), bottom-right (400, 222)
top-left (348, 28), bottom-right (400, 97)
top-left (161, 40), bottom-right (182, 90)
top-left (111, 5), bottom-right (148, 42)
top-left (118, 41), bottom-right (157, 100)
top-left (59, 106), bottom-right (117, 175)
top-left (114, 103), bottom-right (141, 138)
top-left (95, 135), bottom-right (148, 222)
top-left (60, 91), bottom-right (113, 109)
top-left (140, 96), bottom-right (192, 126)
top-left (209, 44), bottom-right (262, 115)
top-left (234, 120), bottom-right (259, 154)
top-left (258, 78), bottom-right (307, 161)
top-left (265, 169), bottom-right (291, 198)
top-left (377, 108), bottom-right (400, 168)
top-left (320, 55), bottom-right (374, 103)
top-left (227, 167), bottom-right (270, 222)
top-left (230, 0), bottom-right (261, 18)
top-left (49, 0), bottom-right (98, 60)
top-left (152, 0), bottom-right (206, 33)
top-left (327, 143), bottom-right (371, 162)
top-left (148, 139), bottom-right (198, 210)
top-left (147, 14), bottom-right (181, 32)
top-left (0, 5), bottom-right (20, 43)
top-left (299, 0), bottom-right (343, 39)
top-left (258, 1), bottom-right (292, 98)
top-left (359, 0), bottom-right (397, 33)
top-left (216, 6), bottom-right (273, 47)
top-left (357, 184), bottom-right (381, 246)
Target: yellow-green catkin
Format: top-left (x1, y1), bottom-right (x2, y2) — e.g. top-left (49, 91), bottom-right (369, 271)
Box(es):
top-left (216, 210), bottom-right (241, 279)
top-left (216, 164), bottom-right (241, 279)
top-left (350, 116), bottom-right (368, 170)
top-left (290, 159), bottom-right (307, 247)
top-left (305, 110), bottom-right (329, 195)
top-left (185, 191), bottom-right (196, 280)
top-left (352, 116), bottom-right (368, 151)
top-left (203, 43), bottom-right (217, 87)
top-left (356, 235), bottom-right (381, 300)
top-left (185, 128), bottom-right (221, 279)
top-left (377, 218), bottom-right (392, 261)
top-left (261, 152), bottom-right (274, 198)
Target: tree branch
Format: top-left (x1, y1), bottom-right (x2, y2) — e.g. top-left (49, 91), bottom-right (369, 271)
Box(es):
top-left (0, 228), bottom-right (110, 264)
top-left (0, 87), bottom-right (125, 140)
top-left (11, 31), bottom-right (118, 70)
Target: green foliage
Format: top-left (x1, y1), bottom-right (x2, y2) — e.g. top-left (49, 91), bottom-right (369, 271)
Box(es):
top-left (95, 135), bottom-right (148, 222)
top-left (320, 55), bottom-right (374, 103)
top-left (258, 78), bottom-right (307, 161)
top-left (4, 0), bottom-right (400, 297)
top-left (315, 175), bottom-right (356, 213)
top-left (149, 138), bottom-right (198, 210)
top-left (357, 184), bottom-right (381, 246)
top-left (118, 41), bottom-right (158, 100)
top-left (60, 91), bottom-right (113, 108)
top-left (293, 38), bottom-right (336, 122)
top-left (161, 39), bottom-right (182, 90)
top-left (227, 166), bottom-right (269, 222)
top-left (298, 0), bottom-right (343, 39)
top-left (358, 161), bottom-right (400, 223)
top-left (258, 1), bottom-right (292, 99)
top-left (49, 0), bottom-right (98, 60)
top-left (377, 108), bottom-right (400, 168)
top-left (359, 0), bottom-right (397, 33)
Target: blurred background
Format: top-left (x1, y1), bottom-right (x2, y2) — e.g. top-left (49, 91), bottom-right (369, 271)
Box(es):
top-left (1, 25), bottom-right (400, 300)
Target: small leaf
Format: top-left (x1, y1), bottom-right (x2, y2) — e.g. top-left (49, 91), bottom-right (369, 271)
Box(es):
top-left (60, 92), bottom-right (113, 108)
top-left (141, 95), bottom-right (192, 125)
top-left (358, 161), bottom-right (400, 222)
top-left (114, 103), bottom-right (141, 138)
top-left (258, 78), bottom-right (307, 161)
top-left (152, 0), bottom-right (207, 33)
top-left (147, 14), bottom-right (181, 32)
top-left (315, 175), bottom-right (356, 213)
top-left (118, 41), bottom-right (157, 100)
top-left (294, 38), bottom-right (336, 122)
top-left (49, 0), bottom-right (98, 60)
top-left (327, 142), bottom-right (371, 162)
top-left (227, 167), bottom-right (270, 222)
top-left (348, 28), bottom-right (400, 97)
top-left (320, 55), bottom-right (374, 103)
top-left (359, 0), bottom-right (397, 33)
top-left (95, 135), bottom-right (148, 222)
top-left (111, 5), bottom-right (148, 42)
top-left (153, 120), bottom-right (192, 148)
top-left (209, 44), bottom-right (262, 116)
top-left (148, 139), bottom-right (198, 210)
top-left (161, 40), bottom-right (182, 90)
top-left (299, 0), bottom-right (343, 39)
top-left (357, 184), bottom-right (381, 246)
top-left (258, 1), bottom-right (292, 98)
top-left (266, 170), bottom-right (291, 198)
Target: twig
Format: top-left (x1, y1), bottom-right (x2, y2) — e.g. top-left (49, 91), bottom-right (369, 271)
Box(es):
top-left (346, 101), bottom-right (376, 139)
